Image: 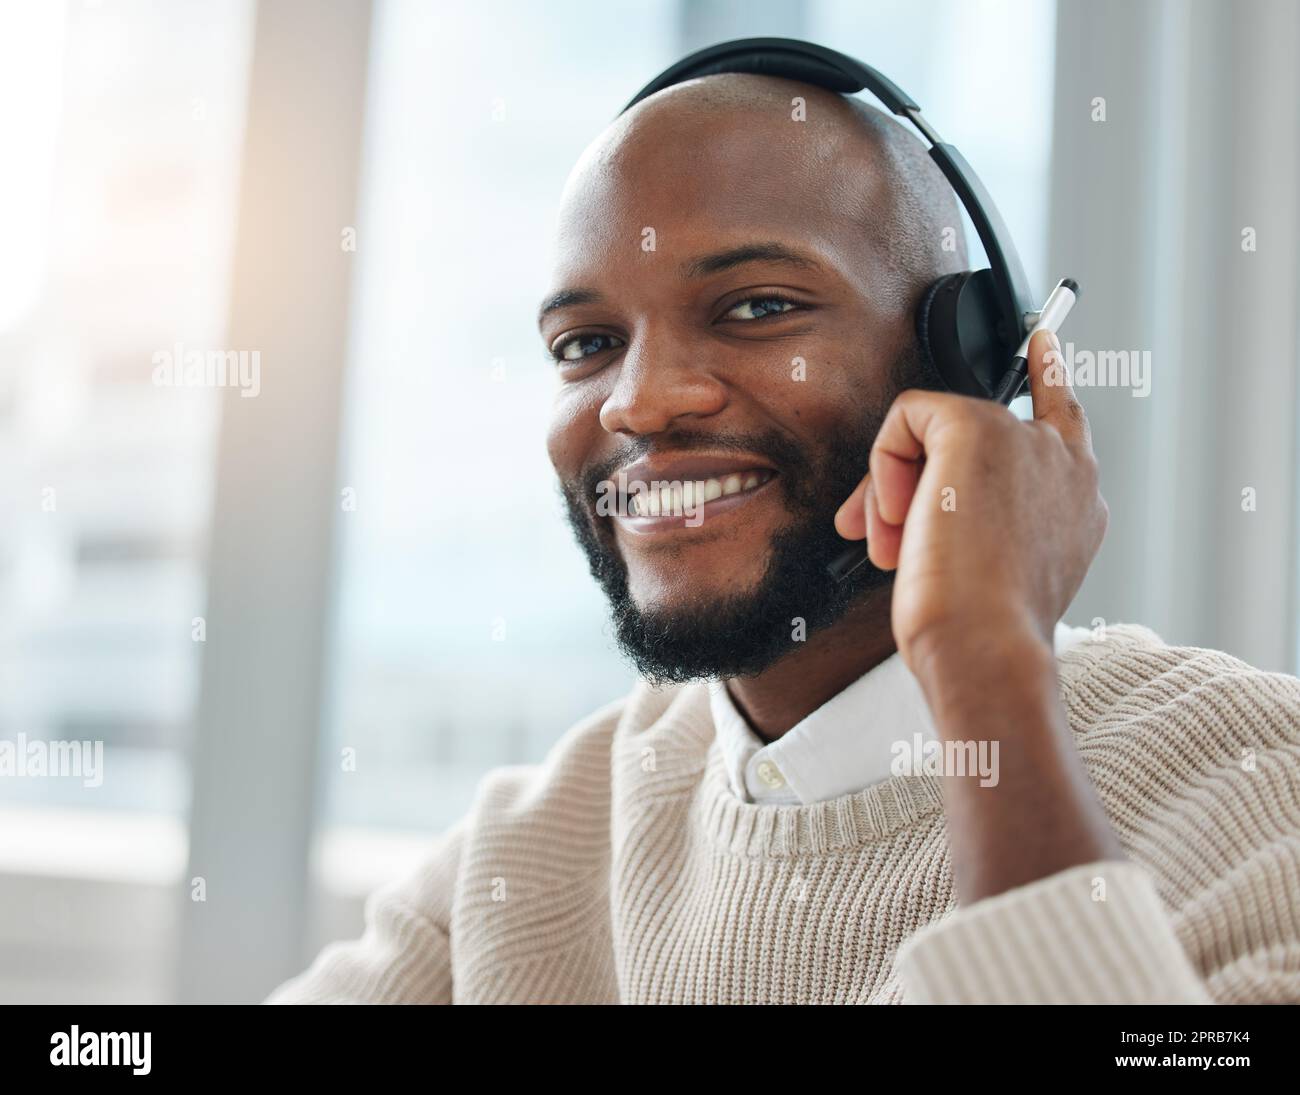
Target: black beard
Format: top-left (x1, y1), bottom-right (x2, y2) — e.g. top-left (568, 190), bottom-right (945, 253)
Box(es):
top-left (559, 394), bottom-right (910, 685)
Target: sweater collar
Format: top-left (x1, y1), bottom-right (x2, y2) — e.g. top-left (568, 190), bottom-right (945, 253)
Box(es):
top-left (612, 678), bottom-right (946, 858)
top-left (612, 622), bottom-right (1098, 858)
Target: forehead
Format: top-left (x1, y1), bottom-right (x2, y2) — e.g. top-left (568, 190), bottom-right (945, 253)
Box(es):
top-left (550, 93), bottom-right (882, 281)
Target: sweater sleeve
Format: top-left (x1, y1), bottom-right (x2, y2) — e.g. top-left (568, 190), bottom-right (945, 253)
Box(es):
top-left (897, 637), bottom-right (1300, 1005)
top-left (263, 821), bottom-right (465, 1005)
top-left (895, 860), bottom-right (1213, 1003)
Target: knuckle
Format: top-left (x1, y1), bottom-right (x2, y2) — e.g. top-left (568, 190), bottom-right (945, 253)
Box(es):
top-left (957, 394), bottom-right (1005, 429)
top-left (945, 408), bottom-right (995, 445)
top-left (1029, 418), bottom-right (1069, 456)
top-left (1063, 398), bottom-right (1089, 430)
top-left (894, 387), bottom-right (925, 410)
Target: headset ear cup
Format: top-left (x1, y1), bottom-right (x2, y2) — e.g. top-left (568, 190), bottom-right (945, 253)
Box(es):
top-left (914, 269), bottom-right (1005, 398)
top-left (915, 274), bottom-right (958, 371)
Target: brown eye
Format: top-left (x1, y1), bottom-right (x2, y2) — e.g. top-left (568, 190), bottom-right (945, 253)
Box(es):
top-left (723, 297), bottom-right (800, 321)
top-left (553, 332), bottom-right (624, 362)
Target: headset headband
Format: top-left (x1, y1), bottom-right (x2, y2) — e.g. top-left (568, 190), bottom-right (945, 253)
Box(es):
top-left (620, 37), bottom-right (1034, 349)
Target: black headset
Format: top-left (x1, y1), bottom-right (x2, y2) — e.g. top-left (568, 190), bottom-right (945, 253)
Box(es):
top-left (621, 36), bottom-right (1038, 404)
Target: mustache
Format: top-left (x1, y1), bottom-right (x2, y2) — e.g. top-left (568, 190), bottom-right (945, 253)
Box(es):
top-left (568, 428), bottom-right (816, 517)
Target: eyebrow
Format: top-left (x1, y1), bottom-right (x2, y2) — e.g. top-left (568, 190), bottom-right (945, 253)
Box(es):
top-left (680, 241), bottom-right (825, 279)
top-left (537, 287), bottom-right (603, 326)
top-left (536, 242), bottom-right (825, 327)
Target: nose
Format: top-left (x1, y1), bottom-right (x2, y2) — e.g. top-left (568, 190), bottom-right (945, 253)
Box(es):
top-left (598, 329), bottom-right (728, 436)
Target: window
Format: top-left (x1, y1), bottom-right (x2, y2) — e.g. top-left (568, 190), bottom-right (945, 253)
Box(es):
top-left (0, 0), bottom-right (254, 820)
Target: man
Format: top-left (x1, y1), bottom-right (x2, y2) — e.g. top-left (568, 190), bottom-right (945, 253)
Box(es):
top-left (267, 72), bottom-right (1300, 1004)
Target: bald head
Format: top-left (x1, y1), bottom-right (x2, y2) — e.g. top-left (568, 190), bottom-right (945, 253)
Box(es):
top-left (559, 72), bottom-right (967, 315)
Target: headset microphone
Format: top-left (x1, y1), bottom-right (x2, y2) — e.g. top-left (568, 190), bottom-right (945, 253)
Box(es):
top-left (991, 278), bottom-right (1078, 404)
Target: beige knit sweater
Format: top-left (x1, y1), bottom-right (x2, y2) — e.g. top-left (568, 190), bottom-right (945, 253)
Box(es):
top-left (266, 624), bottom-right (1300, 1004)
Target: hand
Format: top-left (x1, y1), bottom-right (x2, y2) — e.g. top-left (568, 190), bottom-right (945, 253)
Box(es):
top-left (834, 329), bottom-right (1108, 683)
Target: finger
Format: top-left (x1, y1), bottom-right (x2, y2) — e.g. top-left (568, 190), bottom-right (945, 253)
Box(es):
top-left (869, 390), bottom-right (943, 525)
top-left (864, 477), bottom-right (903, 571)
top-left (1028, 328), bottom-right (1092, 449)
top-left (834, 473), bottom-right (869, 540)
top-left (871, 448), bottom-right (922, 528)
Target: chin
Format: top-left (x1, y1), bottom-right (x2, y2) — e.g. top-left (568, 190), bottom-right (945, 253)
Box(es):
top-left (617, 509), bottom-right (790, 602)
top-left (623, 550), bottom-right (771, 609)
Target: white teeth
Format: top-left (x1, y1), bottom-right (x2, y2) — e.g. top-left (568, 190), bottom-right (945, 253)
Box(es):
top-left (624, 471), bottom-right (772, 517)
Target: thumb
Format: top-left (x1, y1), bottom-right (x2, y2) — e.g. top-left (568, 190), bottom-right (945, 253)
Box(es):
top-left (1027, 328), bottom-right (1090, 447)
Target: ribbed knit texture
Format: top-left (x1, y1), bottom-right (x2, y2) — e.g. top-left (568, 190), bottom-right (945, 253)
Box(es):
top-left (265, 624), bottom-right (1300, 1004)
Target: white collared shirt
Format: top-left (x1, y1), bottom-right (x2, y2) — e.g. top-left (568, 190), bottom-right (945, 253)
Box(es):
top-left (708, 621), bottom-right (1095, 805)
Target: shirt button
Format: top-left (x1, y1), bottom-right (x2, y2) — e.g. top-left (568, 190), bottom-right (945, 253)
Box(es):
top-left (756, 760), bottom-right (786, 790)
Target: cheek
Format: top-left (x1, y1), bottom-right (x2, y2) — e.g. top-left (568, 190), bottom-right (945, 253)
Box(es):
top-left (546, 385), bottom-right (605, 476)
top-left (759, 361), bottom-right (857, 437)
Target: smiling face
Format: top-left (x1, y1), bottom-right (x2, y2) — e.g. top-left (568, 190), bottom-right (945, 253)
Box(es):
top-left (541, 74), bottom-right (962, 682)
